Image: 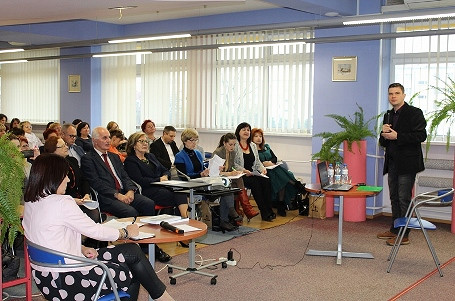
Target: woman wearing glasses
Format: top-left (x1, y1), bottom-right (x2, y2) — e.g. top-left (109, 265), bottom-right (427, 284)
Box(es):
top-left (124, 132), bottom-right (189, 218)
top-left (175, 129), bottom-right (241, 231)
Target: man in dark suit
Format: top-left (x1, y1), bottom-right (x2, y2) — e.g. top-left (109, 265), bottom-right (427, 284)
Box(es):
top-left (62, 123), bottom-right (85, 166)
top-left (81, 127), bottom-right (171, 262)
top-left (377, 83), bottom-right (427, 246)
top-left (149, 125), bottom-right (179, 170)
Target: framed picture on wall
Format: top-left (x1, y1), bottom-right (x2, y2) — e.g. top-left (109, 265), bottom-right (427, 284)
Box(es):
top-left (68, 75), bottom-right (81, 92)
top-left (332, 56), bottom-right (357, 82)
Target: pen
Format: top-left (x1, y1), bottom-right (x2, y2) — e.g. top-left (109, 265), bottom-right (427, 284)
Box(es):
top-left (132, 216), bottom-right (137, 224)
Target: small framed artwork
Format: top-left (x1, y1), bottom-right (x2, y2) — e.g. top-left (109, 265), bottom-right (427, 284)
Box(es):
top-left (332, 56), bottom-right (357, 82)
top-left (68, 75), bottom-right (81, 93)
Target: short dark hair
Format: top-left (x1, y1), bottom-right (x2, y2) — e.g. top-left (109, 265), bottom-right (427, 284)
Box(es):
top-left (24, 153), bottom-right (69, 202)
top-left (76, 122), bottom-right (90, 137)
top-left (10, 127), bottom-right (25, 136)
top-left (72, 119), bottom-right (82, 126)
top-left (163, 125), bottom-right (176, 134)
top-left (43, 128), bottom-right (58, 140)
top-left (109, 129), bottom-right (124, 140)
top-left (388, 83), bottom-right (405, 93)
top-left (141, 119), bottom-right (155, 132)
top-left (235, 122), bottom-right (252, 144)
top-left (0, 113), bottom-right (8, 122)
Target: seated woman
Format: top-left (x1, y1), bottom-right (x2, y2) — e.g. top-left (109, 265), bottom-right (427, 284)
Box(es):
top-left (7, 134), bottom-right (32, 181)
top-left (109, 129), bottom-right (127, 162)
top-left (9, 118), bottom-right (21, 131)
top-left (75, 121), bottom-right (94, 152)
top-left (0, 123), bottom-right (6, 138)
top-left (124, 132), bottom-right (189, 218)
top-left (212, 133), bottom-right (258, 221)
top-left (251, 128), bottom-right (305, 216)
top-left (22, 154), bottom-right (174, 301)
top-left (20, 120), bottom-right (43, 151)
top-left (141, 119), bottom-right (158, 147)
top-left (175, 129), bottom-right (241, 231)
top-left (106, 121), bottom-right (119, 132)
top-left (43, 136), bottom-right (100, 223)
top-left (234, 122), bottom-right (275, 222)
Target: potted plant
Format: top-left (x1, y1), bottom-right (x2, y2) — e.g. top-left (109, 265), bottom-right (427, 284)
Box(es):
top-left (312, 103), bottom-right (379, 163)
top-left (0, 134), bottom-right (25, 247)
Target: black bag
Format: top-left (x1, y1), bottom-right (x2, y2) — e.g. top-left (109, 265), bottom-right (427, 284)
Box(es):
top-left (2, 247), bottom-right (20, 282)
top-left (296, 192), bottom-right (309, 216)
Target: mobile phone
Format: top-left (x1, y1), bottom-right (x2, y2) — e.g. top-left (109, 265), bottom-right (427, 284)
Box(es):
top-left (21, 149), bottom-right (34, 158)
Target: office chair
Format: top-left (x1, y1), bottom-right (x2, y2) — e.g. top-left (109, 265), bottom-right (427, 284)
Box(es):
top-left (26, 240), bottom-right (130, 301)
top-left (387, 188), bottom-right (454, 277)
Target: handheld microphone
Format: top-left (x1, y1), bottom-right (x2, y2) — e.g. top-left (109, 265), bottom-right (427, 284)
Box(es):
top-left (160, 221), bottom-right (184, 234)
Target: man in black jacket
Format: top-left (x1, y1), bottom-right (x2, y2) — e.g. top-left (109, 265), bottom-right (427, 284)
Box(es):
top-left (149, 125), bottom-right (179, 170)
top-left (377, 83), bottom-right (427, 246)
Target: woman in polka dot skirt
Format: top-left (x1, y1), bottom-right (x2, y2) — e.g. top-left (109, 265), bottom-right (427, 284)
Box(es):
top-left (22, 153), bottom-right (174, 301)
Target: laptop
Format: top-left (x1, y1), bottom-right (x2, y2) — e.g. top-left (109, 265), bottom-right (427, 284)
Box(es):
top-left (317, 161), bottom-right (353, 191)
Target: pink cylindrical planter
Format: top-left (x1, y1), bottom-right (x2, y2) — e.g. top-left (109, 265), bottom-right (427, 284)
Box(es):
top-left (316, 161), bottom-right (334, 218)
top-left (343, 140), bottom-right (367, 222)
top-left (452, 151), bottom-right (455, 233)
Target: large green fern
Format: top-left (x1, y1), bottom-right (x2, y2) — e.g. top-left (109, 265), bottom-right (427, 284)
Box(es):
top-left (312, 104), bottom-right (380, 164)
top-left (426, 77), bottom-right (455, 157)
top-left (0, 134), bottom-right (25, 247)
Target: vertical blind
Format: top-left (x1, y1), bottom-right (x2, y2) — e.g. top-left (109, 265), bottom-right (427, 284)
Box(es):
top-left (391, 19), bottom-right (455, 139)
top-left (0, 49), bottom-right (59, 123)
top-left (139, 28), bottom-right (314, 134)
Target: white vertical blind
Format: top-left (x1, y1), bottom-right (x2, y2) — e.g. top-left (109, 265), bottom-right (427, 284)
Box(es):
top-left (100, 44), bottom-right (137, 136)
top-left (140, 28), bottom-right (314, 134)
top-left (0, 49), bottom-right (59, 123)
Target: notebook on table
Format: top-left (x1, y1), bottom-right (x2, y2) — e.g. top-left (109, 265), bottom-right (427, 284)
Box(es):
top-left (317, 161), bottom-right (353, 191)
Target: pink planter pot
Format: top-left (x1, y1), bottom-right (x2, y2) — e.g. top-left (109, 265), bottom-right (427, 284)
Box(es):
top-left (343, 140), bottom-right (367, 222)
top-left (452, 151), bottom-right (455, 233)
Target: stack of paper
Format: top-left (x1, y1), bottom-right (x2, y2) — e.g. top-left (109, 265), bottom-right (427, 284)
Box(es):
top-left (102, 219), bottom-right (155, 240)
top-left (140, 214), bottom-right (183, 225)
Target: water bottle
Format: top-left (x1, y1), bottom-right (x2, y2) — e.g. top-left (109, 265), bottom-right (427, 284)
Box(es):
top-left (327, 163), bottom-right (334, 185)
top-left (341, 163), bottom-right (349, 184)
top-left (334, 162), bottom-right (341, 184)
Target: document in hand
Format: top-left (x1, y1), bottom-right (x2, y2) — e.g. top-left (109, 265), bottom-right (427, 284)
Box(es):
top-left (252, 170), bottom-right (269, 178)
top-left (265, 162), bottom-right (283, 170)
top-left (208, 154), bottom-right (225, 177)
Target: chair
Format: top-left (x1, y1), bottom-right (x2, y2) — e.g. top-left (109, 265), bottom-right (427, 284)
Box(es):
top-left (26, 239), bottom-right (129, 301)
top-left (387, 188), bottom-right (455, 277)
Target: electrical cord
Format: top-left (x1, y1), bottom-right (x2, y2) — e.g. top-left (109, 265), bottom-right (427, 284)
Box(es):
top-left (229, 193), bottom-right (323, 270)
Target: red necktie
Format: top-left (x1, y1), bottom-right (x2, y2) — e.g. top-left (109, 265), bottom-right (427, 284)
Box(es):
top-left (102, 153), bottom-right (121, 191)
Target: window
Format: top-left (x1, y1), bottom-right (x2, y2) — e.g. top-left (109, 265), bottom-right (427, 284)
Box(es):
top-left (391, 19), bottom-right (455, 141)
top-left (137, 28), bottom-right (314, 134)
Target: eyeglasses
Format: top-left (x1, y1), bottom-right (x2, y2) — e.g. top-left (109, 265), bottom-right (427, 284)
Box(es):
top-left (188, 138), bottom-right (199, 143)
top-left (68, 134), bottom-right (77, 139)
top-left (56, 144), bottom-right (68, 148)
top-left (137, 139), bottom-right (148, 144)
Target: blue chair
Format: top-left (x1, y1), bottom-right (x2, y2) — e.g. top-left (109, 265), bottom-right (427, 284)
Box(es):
top-left (387, 188), bottom-right (454, 277)
top-left (26, 240), bottom-right (130, 301)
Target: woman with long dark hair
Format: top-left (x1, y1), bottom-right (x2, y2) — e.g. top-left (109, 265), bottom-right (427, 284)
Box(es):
top-left (234, 122), bottom-right (275, 221)
top-left (22, 153), bottom-right (174, 301)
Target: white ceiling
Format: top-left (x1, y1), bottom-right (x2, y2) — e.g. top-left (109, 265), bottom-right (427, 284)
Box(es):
top-left (0, 0), bottom-right (276, 26)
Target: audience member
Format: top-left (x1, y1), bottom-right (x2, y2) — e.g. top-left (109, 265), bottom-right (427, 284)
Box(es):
top-left (124, 132), bottom-right (188, 218)
top-left (9, 118), bottom-right (20, 130)
top-left (61, 123), bottom-right (85, 166)
top-left (141, 119), bottom-right (157, 147)
top-left (0, 124), bottom-right (6, 138)
top-left (7, 134), bottom-right (32, 181)
top-left (175, 129), bottom-right (241, 231)
top-left (149, 125), bottom-right (179, 170)
top-left (0, 113), bottom-right (8, 131)
top-left (22, 153), bottom-right (174, 301)
top-left (234, 122), bottom-right (275, 222)
top-left (251, 128), bottom-right (305, 216)
top-left (108, 129), bottom-right (127, 162)
top-left (81, 127), bottom-right (171, 263)
top-left (49, 122), bottom-right (62, 137)
top-left (42, 128), bottom-right (58, 141)
top-left (20, 121), bottom-right (43, 151)
top-left (19, 135), bottom-right (39, 162)
top-left (10, 127), bottom-right (25, 137)
top-left (72, 118), bottom-right (82, 127)
top-left (75, 121), bottom-right (94, 152)
top-left (106, 121), bottom-right (119, 132)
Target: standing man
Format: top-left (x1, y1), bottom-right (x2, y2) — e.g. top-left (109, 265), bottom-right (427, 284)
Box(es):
top-left (61, 123), bottom-right (85, 166)
top-left (149, 126), bottom-right (179, 170)
top-left (377, 83), bottom-right (427, 246)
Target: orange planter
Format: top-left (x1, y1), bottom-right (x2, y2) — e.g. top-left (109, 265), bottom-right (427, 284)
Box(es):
top-left (343, 140), bottom-right (367, 222)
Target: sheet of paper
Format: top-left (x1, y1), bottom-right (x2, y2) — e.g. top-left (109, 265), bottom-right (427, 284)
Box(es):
top-left (265, 162), bottom-right (283, 170)
top-left (130, 232), bottom-right (155, 240)
top-left (173, 224), bottom-right (203, 232)
top-left (140, 214), bottom-right (183, 225)
top-left (103, 219), bottom-right (146, 229)
top-left (82, 200), bottom-right (98, 210)
top-left (208, 154), bottom-right (225, 177)
top-left (226, 173), bottom-right (244, 179)
top-left (252, 170), bottom-right (269, 178)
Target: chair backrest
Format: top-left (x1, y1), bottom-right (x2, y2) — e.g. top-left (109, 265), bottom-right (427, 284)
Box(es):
top-left (414, 188), bottom-right (455, 207)
top-left (26, 239), bottom-right (127, 301)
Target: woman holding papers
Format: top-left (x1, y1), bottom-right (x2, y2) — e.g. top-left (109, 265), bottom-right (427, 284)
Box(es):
top-left (23, 154), bottom-right (174, 301)
top-left (251, 128), bottom-right (305, 216)
top-left (213, 133), bottom-right (259, 222)
top-left (175, 128), bottom-right (242, 231)
top-left (124, 132), bottom-right (189, 218)
top-left (234, 122), bottom-right (275, 222)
